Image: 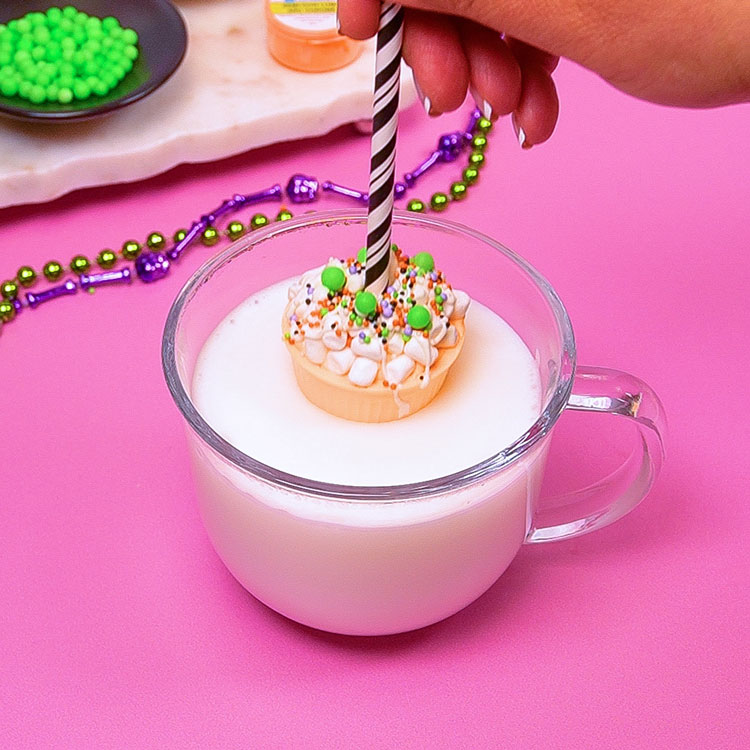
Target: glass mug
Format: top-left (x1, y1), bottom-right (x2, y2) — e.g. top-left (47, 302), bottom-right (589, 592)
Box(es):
top-left (162, 210), bottom-right (665, 636)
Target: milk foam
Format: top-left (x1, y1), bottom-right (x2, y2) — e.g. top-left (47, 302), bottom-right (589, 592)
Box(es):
top-left (192, 278), bottom-right (542, 486)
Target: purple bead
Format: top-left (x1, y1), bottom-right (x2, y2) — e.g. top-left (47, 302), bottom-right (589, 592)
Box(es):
top-left (437, 132), bottom-right (464, 162)
top-left (80, 268), bottom-right (133, 290)
top-left (135, 252), bottom-right (170, 283)
top-left (12, 298), bottom-right (23, 313)
top-left (430, 272), bottom-right (438, 281)
top-left (386, 285), bottom-right (395, 294)
top-left (409, 270), bottom-right (417, 278)
top-left (26, 279), bottom-right (77, 309)
top-left (404, 325), bottom-right (413, 335)
top-left (349, 265), bottom-right (357, 274)
top-left (359, 331), bottom-right (366, 339)
top-left (286, 174), bottom-right (319, 204)
top-left (321, 181), bottom-right (367, 203)
top-left (393, 181), bottom-right (407, 198)
top-left (382, 307), bottom-right (393, 319)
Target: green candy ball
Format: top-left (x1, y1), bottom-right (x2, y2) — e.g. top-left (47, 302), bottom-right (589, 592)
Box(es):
top-left (321, 265), bottom-right (346, 293)
top-left (430, 192), bottom-right (449, 212)
top-left (450, 181), bottom-right (468, 200)
top-left (406, 198), bottom-right (426, 213)
top-left (354, 290), bottom-right (377, 318)
top-left (407, 304), bottom-right (431, 330)
top-left (462, 166), bottom-right (479, 185)
top-left (357, 246), bottom-right (367, 265)
top-left (412, 252), bottom-right (434, 272)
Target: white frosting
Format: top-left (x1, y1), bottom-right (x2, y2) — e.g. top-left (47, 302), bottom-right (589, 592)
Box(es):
top-left (385, 354), bottom-right (416, 385)
top-left (404, 338), bottom-right (438, 367)
top-left (325, 348), bottom-right (355, 375)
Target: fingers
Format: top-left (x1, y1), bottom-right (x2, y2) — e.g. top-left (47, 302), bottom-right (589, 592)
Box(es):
top-left (512, 61), bottom-right (559, 148)
top-left (336, 0), bottom-right (381, 40)
top-left (459, 21), bottom-right (522, 118)
top-left (402, 10), bottom-right (470, 115)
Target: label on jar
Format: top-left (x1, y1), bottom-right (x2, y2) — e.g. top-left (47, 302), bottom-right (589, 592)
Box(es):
top-left (269, 1), bottom-right (338, 32)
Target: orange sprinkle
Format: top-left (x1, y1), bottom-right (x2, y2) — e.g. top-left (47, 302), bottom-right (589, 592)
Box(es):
top-left (390, 383), bottom-right (397, 390)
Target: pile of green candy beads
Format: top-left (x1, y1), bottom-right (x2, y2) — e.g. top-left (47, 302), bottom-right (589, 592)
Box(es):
top-left (0, 6), bottom-right (139, 105)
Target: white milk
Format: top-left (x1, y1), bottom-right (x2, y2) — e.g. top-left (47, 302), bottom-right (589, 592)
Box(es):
top-left (188, 278), bottom-right (547, 634)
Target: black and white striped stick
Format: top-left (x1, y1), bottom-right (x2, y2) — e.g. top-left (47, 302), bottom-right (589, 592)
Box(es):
top-left (364, 3), bottom-right (404, 293)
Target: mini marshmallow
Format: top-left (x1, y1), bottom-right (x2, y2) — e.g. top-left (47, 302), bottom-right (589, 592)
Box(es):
top-left (348, 356), bottom-right (379, 387)
top-left (404, 337), bottom-right (438, 366)
top-left (385, 354), bottom-right (415, 384)
top-left (322, 329), bottom-right (347, 350)
top-left (452, 289), bottom-right (470, 318)
top-left (304, 339), bottom-right (327, 364)
top-left (429, 318), bottom-right (446, 345)
top-left (438, 324), bottom-right (458, 348)
top-left (325, 347), bottom-right (355, 375)
top-left (351, 336), bottom-right (384, 361)
top-left (387, 336), bottom-right (405, 356)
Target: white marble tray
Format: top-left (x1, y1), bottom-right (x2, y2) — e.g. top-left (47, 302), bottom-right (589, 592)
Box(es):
top-left (0, 0), bottom-right (416, 209)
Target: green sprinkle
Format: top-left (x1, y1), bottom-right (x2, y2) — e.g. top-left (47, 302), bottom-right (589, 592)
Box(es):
top-left (413, 252), bottom-right (435, 272)
top-left (364, 335), bottom-right (371, 344)
top-left (321, 265), bottom-right (346, 293)
top-left (284, 331), bottom-right (291, 340)
top-left (435, 294), bottom-right (444, 304)
top-left (341, 298), bottom-right (348, 307)
top-left (320, 308), bottom-right (329, 317)
top-left (434, 285), bottom-right (442, 294)
top-left (349, 312), bottom-right (356, 321)
top-left (402, 333), bottom-right (411, 342)
top-left (354, 290), bottom-right (377, 317)
top-left (407, 304), bottom-right (431, 330)
top-left (355, 316), bottom-right (363, 326)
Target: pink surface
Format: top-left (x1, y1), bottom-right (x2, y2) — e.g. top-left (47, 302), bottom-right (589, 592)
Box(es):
top-left (1, 62), bottom-right (748, 748)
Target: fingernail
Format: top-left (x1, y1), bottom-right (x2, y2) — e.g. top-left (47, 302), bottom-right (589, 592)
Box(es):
top-left (512, 113), bottom-right (531, 149)
top-left (470, 87), bottom-right (493, 120)
top-left (414, 78), bottom-right (433, 116)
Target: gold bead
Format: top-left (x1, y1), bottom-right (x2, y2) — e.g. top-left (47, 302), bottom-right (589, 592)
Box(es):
top-left (462, 166), bottom-right (480, 185)
top-left (122, 240), bottom-right (141, 260)
top-left (1, 280), bottom-right (19, 300)
top-left (276, 208), bottom-right (293, 222)
top-left (226, 221), bottom-right (246, 241)
top-left (430, 192), bottom-right (449, 212)
top-left (173, 229), bottom-right (188, 244)
top-left (468, 151), bottom-right (486, 169)
top-left (477, 116), bottom-right (493, 134)
top-left (471, 134), bottom-right (488, 152)
top-left (0, 299), bottom-right (15, 323)
top-left (70, 255), bottom-right (91, 275)
top-left (201, 226), bottom-right (220, 246)
top-left (450, 181), bottom-right (468, 200)
top-left (97, 249), bottom-right (117, 269)
top-left (146, 231), bottom-right (166, 250)
top-left (250, 213), bottom-right (269, 230)
top-left (17, 266), bottom-right (37, 288)
top-left (43, 261), bottom-right (64, 281)
top-left (406, 199), bottom-right (426, 213)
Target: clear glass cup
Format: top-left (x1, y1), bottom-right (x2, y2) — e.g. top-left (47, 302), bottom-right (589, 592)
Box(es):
top-left (162, 210), bottom-right (666, 636)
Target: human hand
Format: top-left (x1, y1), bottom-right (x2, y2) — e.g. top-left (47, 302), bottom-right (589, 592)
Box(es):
top-left (338, 0), bottom-right (750, 147)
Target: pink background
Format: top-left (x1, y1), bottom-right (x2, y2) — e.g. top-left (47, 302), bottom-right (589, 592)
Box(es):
top-left (1, 61), bottom-right (748, 748)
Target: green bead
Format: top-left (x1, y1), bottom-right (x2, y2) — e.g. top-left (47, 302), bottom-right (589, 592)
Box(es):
top-left (275, 208), bottom-right (293, 222)
top-left (413, 252), bottom-right (435, 272)
top-left (357, 247), bottom-right (367, 264)
top-left (70, 255), bottom-right (90, 274)
top-left (407, 305), bottom-right (431, 330)
top-left (146, 231), bottom-right (166, 249)
top-left (477, 116), bottom-right (493, 134)
top-left (43, 260), bottom-right (64, 281)
top-left (450, 181), bottom-right (468, 200)
top-left (1, 280), bottom-right (19, 300)
top-left (430, 192), bottom-right (449, 212)
top-left (406, 198), bottom-right (426, 213)
top-left (354, 291), bottom-right (377, 318)
top-left (201, 226), bottom-right (220, 246)
top-left (226, 221), bottom-right (245, 240)
top-left (173, 229), bottom-right (187, 244)
top-left (0, 300), bottom-right (15, 323)
top-left (472, 134), bottom-right (488, 152)
top-left (468, 151), bottom-right (486, 169)
top-left (250, 213), bottom-right (269, 230)
top-left (121, 240), bottom-right (141, 260)
top-left (96, 249), bottom-right (117, 269)
top-left (462, 166), bottom-right (479, 185)
top-left (321, 265), bottom-right (346, 293)
top-left (17, 266), bottom-right (37, 287)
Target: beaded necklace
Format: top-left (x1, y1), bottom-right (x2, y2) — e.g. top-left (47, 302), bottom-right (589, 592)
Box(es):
top-left (0, 109), bottom-right (491, 335)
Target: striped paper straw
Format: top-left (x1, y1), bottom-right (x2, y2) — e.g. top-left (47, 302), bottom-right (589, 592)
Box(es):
top-left (364, 2), bottom-right (405, 293)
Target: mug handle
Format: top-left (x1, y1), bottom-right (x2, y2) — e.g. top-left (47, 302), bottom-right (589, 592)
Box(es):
top-left (526, 366), bottom-right (666, 543)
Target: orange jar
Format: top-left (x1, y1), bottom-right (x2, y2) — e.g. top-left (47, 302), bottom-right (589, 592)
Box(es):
top-left (265, 1), bottom-right (362, 72)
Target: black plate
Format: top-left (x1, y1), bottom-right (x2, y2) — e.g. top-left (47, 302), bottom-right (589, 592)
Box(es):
top-left (0, 0), bottom-right (187, 122)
